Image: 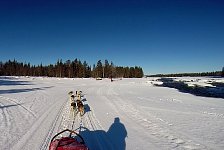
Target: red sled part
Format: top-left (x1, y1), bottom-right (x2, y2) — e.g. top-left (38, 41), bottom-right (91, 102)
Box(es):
top-left (49, 129), bottom-right (88, 150)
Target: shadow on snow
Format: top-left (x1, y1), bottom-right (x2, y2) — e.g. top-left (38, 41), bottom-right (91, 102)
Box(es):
top-left (74, 117), bottom-right (127, 150)
top-left (83, 103), bottom-right (91, 114)
top-left (0, 86), bottom-right (54, 94)
top-left (0, 103), bottom-right (25, 109)
top-left (0, 77), bottom-right (33, 86)
top-left (157, 78), bottom-right (224, 99)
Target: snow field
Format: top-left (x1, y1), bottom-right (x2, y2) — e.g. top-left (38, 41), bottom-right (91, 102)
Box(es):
top-left (0, 76), bottom-right (224, 150)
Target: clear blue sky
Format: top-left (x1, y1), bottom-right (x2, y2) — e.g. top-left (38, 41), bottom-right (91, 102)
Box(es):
top-left (0, 0), bottom-right (223, 75)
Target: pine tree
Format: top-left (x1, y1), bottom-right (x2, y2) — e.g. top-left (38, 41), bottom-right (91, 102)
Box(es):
top-left (129, 67), bottom-right (135, 78)
top-left (73, 59), bottom-right (78, 77)
top-left (104, 60), bottom-right (110, 78)
top-left (96, 60), bottom-right (103, 78)
top-left (83, 61), bottom-right (91, 78)
top-left (65, 60), bottom-right (71, 78)
top-left (77, 60), bottom-right (84, 78)
top-left (110, 61), bottom-right (116, 78)
top-left (123, 67), bottom-right (130, 78)
top-left (92, 64), bottom-right (96, 78)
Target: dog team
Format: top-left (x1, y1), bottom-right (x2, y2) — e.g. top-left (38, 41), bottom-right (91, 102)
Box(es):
top-left (68, 90), bottom-right (85, 117)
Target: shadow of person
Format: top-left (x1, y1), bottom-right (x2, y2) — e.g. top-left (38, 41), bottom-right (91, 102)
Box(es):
top-left (107, 117), bottom-right (127, 150)
top-left (71, 118), bottom-right (127, 150)
top-left (76, 126), bottom-right (108, 149)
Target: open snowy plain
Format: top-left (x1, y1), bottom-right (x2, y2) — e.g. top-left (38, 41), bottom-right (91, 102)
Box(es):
top-left (0, 76), bottom-right (224, 150)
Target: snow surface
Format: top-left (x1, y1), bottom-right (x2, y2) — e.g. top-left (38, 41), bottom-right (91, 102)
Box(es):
top-left (0, 76), bottom-right (224, 150)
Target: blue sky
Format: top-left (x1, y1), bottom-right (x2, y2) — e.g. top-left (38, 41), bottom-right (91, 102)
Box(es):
top-left (0, 0), bottom-right (223, 75)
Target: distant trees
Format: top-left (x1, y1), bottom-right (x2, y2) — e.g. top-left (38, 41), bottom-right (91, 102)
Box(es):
top-left (148, 71), bottom-right (223, 77)
top-left (0, 59), bottom-right (144, 78)
top-left (92, 60), bottom-right (144, 78)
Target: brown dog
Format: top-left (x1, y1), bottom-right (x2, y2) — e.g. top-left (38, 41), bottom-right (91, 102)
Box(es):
top-left (76, 99), bottom-right (84, 116)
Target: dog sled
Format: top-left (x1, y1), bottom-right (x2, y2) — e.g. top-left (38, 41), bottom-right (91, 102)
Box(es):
top-left (49, 91), bottom-right (88, 150)
top-left (49, 129), bottom-right (88, 150)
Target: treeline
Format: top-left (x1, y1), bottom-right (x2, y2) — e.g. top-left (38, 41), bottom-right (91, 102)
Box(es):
top-left (0, 59), bottom-right (144, 78)
top-left (92, 60), bottom-right (143, 78)
top-left (148, 70), bottom-right (224, 77)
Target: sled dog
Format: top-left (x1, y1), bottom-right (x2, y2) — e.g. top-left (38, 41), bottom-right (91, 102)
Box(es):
top-left (76, 90), bottom-right (82, 98)
top-left (68, 91), bottom-right (73, 95)
top-left (76, 99), bottom-right (84, 116)
top-left (69, 93), bottom-right (76, 118)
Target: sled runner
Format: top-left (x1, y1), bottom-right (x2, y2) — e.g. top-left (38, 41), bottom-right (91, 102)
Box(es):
top-left (49, 129), bottom-right (88, 150)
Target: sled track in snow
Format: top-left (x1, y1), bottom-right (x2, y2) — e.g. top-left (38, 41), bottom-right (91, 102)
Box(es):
top-left (39, 92), bottom-right (113, 150)
top-left (11, 96), bottom-right (66, 150)
top-left (74, 99), bottom-right (114, 150)
top-left (0, 101), bottom-right (11, 127)
top-left (106, 86), bottom-right (209, 150)
top-left (40, 96), bottom-right (87, 150)
top-left (83, 109), bottom-right (114, 150)
top-left (40, 98), bottom-right (68, 150)
top-left (0, 95), bottom-right (37, 118)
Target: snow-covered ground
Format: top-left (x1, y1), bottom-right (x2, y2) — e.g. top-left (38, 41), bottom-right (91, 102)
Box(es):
top-left (0, 76), bottom-right (224, 150)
